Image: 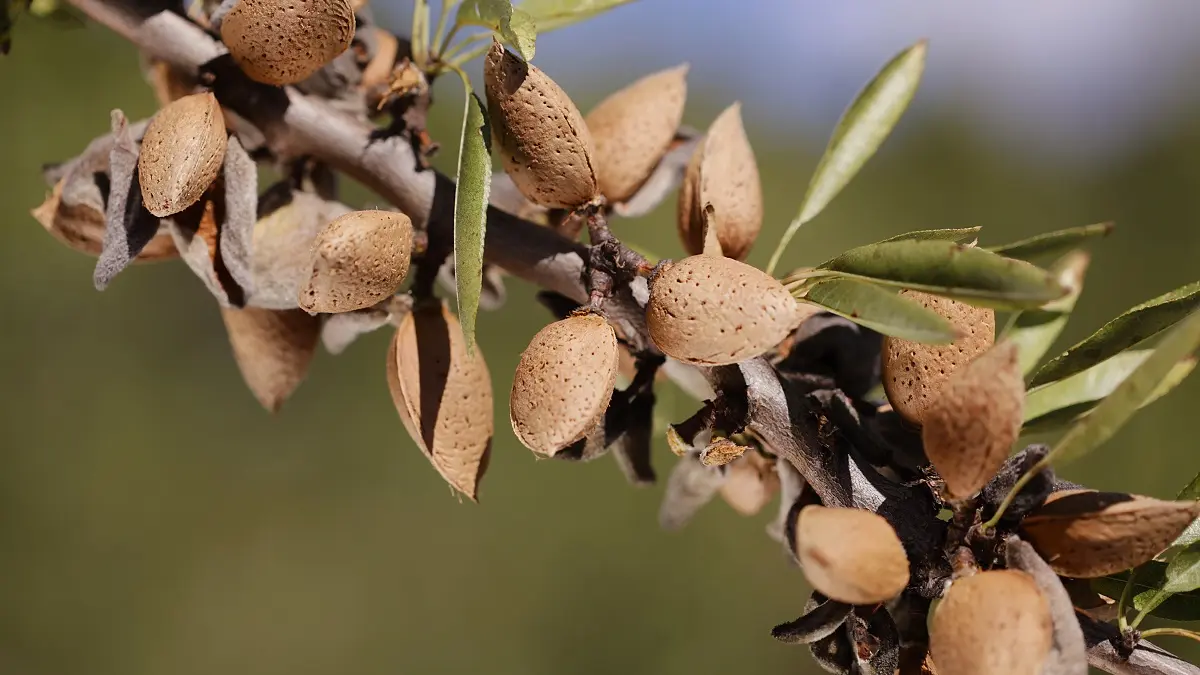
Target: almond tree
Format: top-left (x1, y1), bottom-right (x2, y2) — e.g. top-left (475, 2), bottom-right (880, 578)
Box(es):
top-left (12, 1), bottom-right (1200, 673)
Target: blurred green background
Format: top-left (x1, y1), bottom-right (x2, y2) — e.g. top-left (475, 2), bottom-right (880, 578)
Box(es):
top-left (2, 7), bottom-right (1200, 675)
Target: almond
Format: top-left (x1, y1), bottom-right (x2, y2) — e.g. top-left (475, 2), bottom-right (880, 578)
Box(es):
top-left (221, 306), bottom-right (321, 413)
top-left (677, 102), bottom-right (763, 261)
top-left (646, 254), bottom-right (800, 366)
top-left (138, 92), bottom-right (228, 217)
top-left (929, 569), bottom-right (1052, 675)
top-left (298, 209), bottom-right (413, 313)
top-left (484, 41), bottom-right (599, 209)
top-left (792, 505), bottom-right (909, 605)
top-left (720, 450), bottom-right (780, 516)
top-left (389, 302), bottom-right (494, 501)
top-left (509, 314), bottom-right (619, 456)
top-left (585, 64), bottom-right (688, 204)
top-left (32, 178), bottom-right (177, 260)
top-left (1021, 490), bottom-right (1200, 578)
top-left (882, 290), bottom-right (995, 425)
top-left (219, 0), bottom-right (355, 86)
top-left (922, 341), bottom-right (1024, 499)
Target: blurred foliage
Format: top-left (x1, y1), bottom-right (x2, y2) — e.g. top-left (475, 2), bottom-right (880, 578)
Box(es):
top-left (2, 18), bottom-right (1200, 675)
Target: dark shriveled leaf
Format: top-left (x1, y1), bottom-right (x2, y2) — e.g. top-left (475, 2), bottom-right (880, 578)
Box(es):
top-left (1030, 279), bottom-right (1200, 387)
top-left (771, 597), bottom-right (852, 645)
top-left (817, 239), bottom-right (1067, 309)
top-left (94, 110), bottom-right (162, 290)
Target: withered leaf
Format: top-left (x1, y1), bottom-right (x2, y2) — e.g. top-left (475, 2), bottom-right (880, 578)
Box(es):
top-left (767, 456), bottom-right (807, 544)
top-left (658, 450), bottom-right (726, 532)
top-left (700, 436), bottom-right (748, 467)
top-left (218, 136), bottom-right (258, 298)
top-left (1004, 536), bottom-right (1089, 675)
top-left (94, 110), bottom-right (164, 291)
top-left (609, 389), bottom-right (656, 486)
top-left (166, 186), bottom-right (236, 306)
top-left (221, 305), bottom-right (321, 413)
top-left (32, 176), bottom-right (177, 261)
top-left (771, 595), bottom-right (851, 645)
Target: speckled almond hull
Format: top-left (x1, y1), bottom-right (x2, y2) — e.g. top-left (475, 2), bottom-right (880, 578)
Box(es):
top-left (220, 0), bottom-right (355, 86)
top-left (792, 505), bottom-right (909, 605)
top-left (138, 92), bottom-right (227, 217)
top-left (929, 570), bottom-right (1052, 675)
top-left (298, 209), bottom-right (413, 313)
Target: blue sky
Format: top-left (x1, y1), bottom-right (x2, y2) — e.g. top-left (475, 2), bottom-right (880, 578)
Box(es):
top-left (391, 1), bottom-right (1200, 168)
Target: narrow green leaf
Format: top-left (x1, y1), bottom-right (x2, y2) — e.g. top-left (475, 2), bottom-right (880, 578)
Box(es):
top-left (451, 74), bottom-right (493, 353)
top-left (1030, 280), bottom-right (1200, 387)
top-left (986, 222), bottom-right (1114, 263)
top-left (1044, 309), bottom-right (1200, 467)
top-left (1171, 473), bottom-right (1200, 549)
top-left (1001, 251), bottom-right (1090, 376)
top-left (766, 40), bottom-right (927, 275)
top-left (411, 0), bottom-right (430, 66)
top-left (1093, 565), bottom-right (1200, 622)
top-left (455, 0), bottom-right (536, 60)
top-left (1021, 350), bottom-right (1196, 433)
top-left (817, 239), bottom-right (1067, 309)
top-left (877, 226), bottom-right (981, 245)
top-left (516, 0), bottom-right (635, 33)
top-left (800, 278), bottom-right (958, 344)
top-left (1164, 550), bottom-right (1200, 594)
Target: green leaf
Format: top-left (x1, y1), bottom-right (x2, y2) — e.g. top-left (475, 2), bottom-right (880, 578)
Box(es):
top-left (1021, 350), bottom-right (1197, 433)
top-left (816, 239), bottom-right (1067, 309)
top-left (1030, 280), bottom-right (1200, 387)
top-left (876, 226), bottom-right (981, 245)
top-left (451, 74), bottom-right (493, 353)
top-left (985, 222), bottom-right (1114, 263)
top-left (1094, 565), bottom-right (1200, 622)
top-left (456, 0), bottom-right (537, 60)
top-left (411, 0), bottom-right (430, 66)
top-left (1043, 308), bottom-right (1200, 467)
top-left (800, 278), bottom-right (958, 343)
top-left (1001, 251), bottom-right (1090, 376)
top-left (1164, 550), bottom-right (1200, 594)
top-left (765, 40), bottom-right (927, 275)
top-left (1171, 473), bottom-right (1200, 548)
top-left (516, 0), bottom-right (635, 33)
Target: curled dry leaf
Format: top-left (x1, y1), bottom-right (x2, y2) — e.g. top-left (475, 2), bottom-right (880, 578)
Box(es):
top-left (387, 302), bottom-right (494, 501)
top-left (882, 290), bottom-right (995, 425)
top-left (1020, 490), bottom-right (1200, 578)
top-left (249, 189), bottom-right (352, 309)
top-left (792, 505), bottom-right (909, 605)
top-left (677, 102), bottom-right (763, 261)
top-left (298, 209), bottom-right (413, 314)
top-left (699, 436), bottom-right (748, 467)
top-left (922, 340), bottom-right (1025, 499)
top-left (720, 449), bottom-right (780, 516)
top-left (220, 0), bottom-right (355, 86)
top-left (646, 255), bottom-right (801, 366)
top-left (929, 569), bottom-right (1053, 675)
top-left (484, 41), bottom-right (599, 209)
top-left (221, 306), bottom-right (321, 413)
top-left (584, 63), bottom-right (688, 204)
top-left (509, 313), bottom-right (620, 456)
top-left (138, 92), bottom-right (228, 217)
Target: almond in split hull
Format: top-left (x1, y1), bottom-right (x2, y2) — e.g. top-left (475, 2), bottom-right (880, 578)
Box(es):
top-left (585, 64), bottom-right (688, 204)
top-left (882, 290), bottom-right (995, 425)
top-left (388, 303), bottom-right (494, 501)
top-left (646, 254), bottom-right (800, 366)
top-left (1021, 490), bottom-right (1200, 578)
top-left (221, 306), bottom-right (321, 413)
top-left (138, 92), bottom-right (228, 217)
top-left (792, 505), bottom-right (909, 605)
top-left (220, 0), bottom-right (355, 86)
top-left (929, 569), bottom-right (1052, 675)
top-left (32, 178), bottom-right (177, 260)
top-left (298, 209), bottom-right (413, 314)
top-left (922, 341), bottom-right (1024, 499)
top-left (677, 102), bottom-right (763, 261)
top-left (484, 42), bottom-right (599, 209)
top-left (510, 314), bottom-right (619, 456)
